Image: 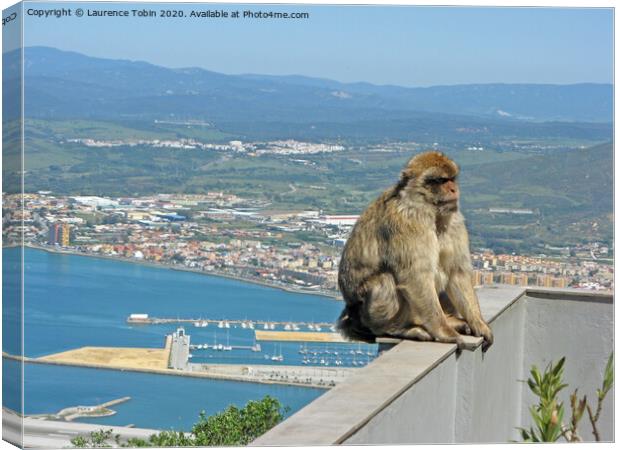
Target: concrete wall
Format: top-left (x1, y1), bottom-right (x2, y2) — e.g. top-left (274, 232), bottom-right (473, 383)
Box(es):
top-left (520, 291), bottom-right (614, 442)
top-left (253, 288), bottom-right (613, 445)
top-left (346, 290), bottom-right (614, 444)
top-left (345, 296), bottom-right (529, 444)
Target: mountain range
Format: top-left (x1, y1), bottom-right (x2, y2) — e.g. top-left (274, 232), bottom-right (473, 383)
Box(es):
top-left (2, 46), bottom-right (613, 141)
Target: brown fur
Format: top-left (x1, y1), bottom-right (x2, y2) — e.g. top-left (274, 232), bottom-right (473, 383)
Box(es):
top-left (337, 151), bottom-right (493, 351)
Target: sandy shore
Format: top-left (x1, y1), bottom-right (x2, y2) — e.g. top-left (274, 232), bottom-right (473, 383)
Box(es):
top-left (22, 244), bottom-right (341, 300)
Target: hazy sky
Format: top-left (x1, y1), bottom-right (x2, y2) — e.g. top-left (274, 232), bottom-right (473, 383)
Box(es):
top-left (14, 2), bottom-right (615, 86)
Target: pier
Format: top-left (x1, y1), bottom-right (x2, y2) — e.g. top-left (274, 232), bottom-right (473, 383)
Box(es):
top-left (28, 397), bottom-right (131, 422)
top-left (127, 314), bottom-right (336, 331)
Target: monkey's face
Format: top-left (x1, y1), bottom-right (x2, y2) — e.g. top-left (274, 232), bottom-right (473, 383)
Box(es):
top-left (424, 174), bottom-right (460, 213)
top-left (399, 151), bottom-right (461, 214)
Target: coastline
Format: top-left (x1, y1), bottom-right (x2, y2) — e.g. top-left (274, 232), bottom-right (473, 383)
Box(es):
top-left (16, 243), bottom-right (341, 300)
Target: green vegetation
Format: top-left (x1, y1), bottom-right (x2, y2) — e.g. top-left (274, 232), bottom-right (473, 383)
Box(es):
top-left (13, 119), bottom-right (613, 253)
top-left (518, 353), bottom-right (613, 442)
top-left (71, 396), bottom-right (287, 447)
top-left (71, 429), bottom-right (122, 448)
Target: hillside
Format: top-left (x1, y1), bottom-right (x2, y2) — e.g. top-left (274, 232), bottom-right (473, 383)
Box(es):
top-left (2, 47), bottom-right (612, 141)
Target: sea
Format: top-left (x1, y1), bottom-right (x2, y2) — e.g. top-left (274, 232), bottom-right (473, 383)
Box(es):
top-left (2, 247), bottom-right (374, 431)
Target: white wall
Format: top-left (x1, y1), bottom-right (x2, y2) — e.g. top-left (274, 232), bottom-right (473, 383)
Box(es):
top-left (252, 289), bottom-right (613, 445)
top-left (345, 292), bottom-right (613, 444)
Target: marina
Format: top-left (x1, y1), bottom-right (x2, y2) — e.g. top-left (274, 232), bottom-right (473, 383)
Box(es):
top-left (127, 314), bottom-right (336, 331)
top-left (6, 247), bottom-right (371, 430)
top-left (7, 325), bottom-right (373, 389)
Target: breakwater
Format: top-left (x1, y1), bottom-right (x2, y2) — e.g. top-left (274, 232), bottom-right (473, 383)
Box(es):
top-left (2, 247), bottom-right (358, 430)
top-left (28, 397), bottom-right (132, 422)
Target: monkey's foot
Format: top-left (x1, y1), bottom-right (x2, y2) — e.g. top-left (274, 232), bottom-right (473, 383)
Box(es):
top-left (446, 316), bottom-right (472, 335)
top-left (469, 321), bottom-right (494, 352)
top-left (389, 326), bottom-right (433, 342)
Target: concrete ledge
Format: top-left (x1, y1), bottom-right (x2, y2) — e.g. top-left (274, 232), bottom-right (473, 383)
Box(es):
top-left (252, 339), bottom-right (459, 445)
top-left (252, 286), bottom-right (522, 446)
top-left (252, 286), bottom-right (613, 445)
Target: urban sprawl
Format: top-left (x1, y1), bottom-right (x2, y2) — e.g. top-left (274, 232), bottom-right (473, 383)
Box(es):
top-left (3, 192), bottom-right (613, 293)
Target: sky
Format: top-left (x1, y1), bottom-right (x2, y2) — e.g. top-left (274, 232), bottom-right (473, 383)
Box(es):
top-left (3, 1), bottom-right (615, 87)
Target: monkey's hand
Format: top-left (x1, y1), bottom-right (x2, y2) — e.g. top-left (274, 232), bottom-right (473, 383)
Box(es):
top-left (470, 320), bottom-right (493, 351)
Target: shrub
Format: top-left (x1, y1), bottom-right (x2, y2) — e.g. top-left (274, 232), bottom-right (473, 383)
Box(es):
top-left (518, 353), bottom-right (613, 442)
top-left (72, 395), bottom-right (287, 448)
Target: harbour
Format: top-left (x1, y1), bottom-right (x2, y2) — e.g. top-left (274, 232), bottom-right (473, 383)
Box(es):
top-left (5, 358), bottom-right (325, 431)
top-left (6, 326), bottom-right (363, 388)
top-left (127, 313), bottom-right (336, 331)
top-left (3, 247), bottom-right (377, 430)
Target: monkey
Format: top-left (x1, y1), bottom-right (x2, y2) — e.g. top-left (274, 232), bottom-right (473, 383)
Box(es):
top-left (337, 151), bottom-right (493, 351)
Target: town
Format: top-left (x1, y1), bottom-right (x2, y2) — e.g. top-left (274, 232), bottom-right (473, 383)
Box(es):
top-left (3, 192), bottom-right (613, 294)
top-left (66, 137), bottom-right (345, 156)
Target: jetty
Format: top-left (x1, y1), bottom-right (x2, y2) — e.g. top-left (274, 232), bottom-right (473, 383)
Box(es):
top-left (127, 314), bottom-right (336, 331)
top-left (28, 397), bottom-right (131, 422)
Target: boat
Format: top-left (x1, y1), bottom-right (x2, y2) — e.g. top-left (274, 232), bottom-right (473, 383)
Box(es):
top-left (270, 344), bottom-right (284, 362)
top-left (223, 330), bottom-right (232, 351)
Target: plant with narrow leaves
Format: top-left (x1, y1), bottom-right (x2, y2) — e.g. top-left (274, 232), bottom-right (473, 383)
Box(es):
top-left (586, 352), bottom-right (614, 441)
top-left (518, 357), bottom-right (567, 442)
top-left (518, 353), bottom-right (613, 443)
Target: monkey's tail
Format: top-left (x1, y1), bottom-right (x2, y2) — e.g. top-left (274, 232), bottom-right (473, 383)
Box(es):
top-left (336, 304), bottom-right (376, 344)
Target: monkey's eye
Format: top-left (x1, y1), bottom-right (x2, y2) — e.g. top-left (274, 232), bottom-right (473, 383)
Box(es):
top-left (426, 177), bottom-right (452, 185)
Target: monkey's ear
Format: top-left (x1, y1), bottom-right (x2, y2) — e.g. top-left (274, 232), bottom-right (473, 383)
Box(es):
top-left (394, 173), bottom-right (412, 194)
top-left (400, 165), bottom-right (416, 181)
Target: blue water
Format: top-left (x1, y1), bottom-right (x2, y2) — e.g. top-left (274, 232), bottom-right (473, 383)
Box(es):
top-left (3, 246), bottom-right (22, 356)
top-left (16, 247), bottom-right (344, 358)
top-left (4, 358), bottom-right (322, 430)
top-left (2, 247), bottom-right (366, 430)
